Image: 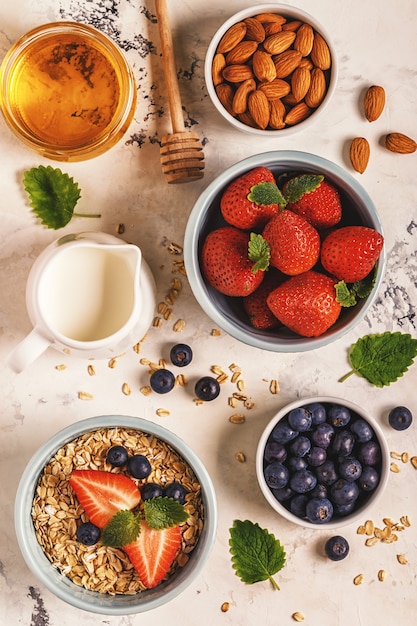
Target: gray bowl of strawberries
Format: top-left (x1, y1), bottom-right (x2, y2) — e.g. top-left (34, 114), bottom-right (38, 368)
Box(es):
top-left (184, 150), bottom-right (385, 351)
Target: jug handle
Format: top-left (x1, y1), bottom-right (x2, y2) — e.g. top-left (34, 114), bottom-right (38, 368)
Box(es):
top-left (7, 327), bottom-right (53, 373)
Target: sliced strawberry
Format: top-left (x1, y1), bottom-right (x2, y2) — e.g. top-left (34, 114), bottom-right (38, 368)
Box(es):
top-left (124, 520), bottom-right (182, 588)
top-left (69, 470), bottom-right (141, 528)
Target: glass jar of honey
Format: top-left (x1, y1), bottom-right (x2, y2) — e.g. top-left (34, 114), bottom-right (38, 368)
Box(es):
top-left (0, 22), bottom-right (137, 161)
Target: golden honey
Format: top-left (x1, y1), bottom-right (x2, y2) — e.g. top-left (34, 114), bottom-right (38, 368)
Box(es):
top-left (0, 22), bottom-right (137, 160)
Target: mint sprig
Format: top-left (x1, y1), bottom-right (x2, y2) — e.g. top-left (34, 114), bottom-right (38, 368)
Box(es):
top-left (23, 165), bottom-right (100, 229)
top-left (282, 174), bottom-right (324, 204)
top-left (339, 331), bottom-right (417, 387)
top-left (335, 264), bottom-right (379, 307)
top-left (247, 181), bottom-right (286, 206)
top-left (229, 520), bottom-right (286, 590)
top-left (101, 497), bottom-right (189, 547)
top-left (248, 232), bottom-right (270, 273)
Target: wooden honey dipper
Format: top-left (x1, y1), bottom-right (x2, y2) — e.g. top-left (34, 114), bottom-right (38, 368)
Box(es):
top-left (154, 0), bottom-right (205, 183)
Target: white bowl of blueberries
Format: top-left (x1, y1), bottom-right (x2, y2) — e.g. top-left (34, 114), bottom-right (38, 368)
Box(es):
top-left (256, 396), bottom-right (390, 529)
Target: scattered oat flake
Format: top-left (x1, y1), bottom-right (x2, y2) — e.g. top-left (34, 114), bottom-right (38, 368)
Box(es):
top-left (55, 364), bottom-right (67, 370)
top-left (231, 371), bottom-right (241, 383)
top-left (156, 408), bottom-right (170, 417)
top-left (153, 316), bottom-right (162, 327)
top-left (401, 452), bottom-right (409, 463)
top-left (140, 386), bottom-right (152, 396)
top-left (168, 241), bottom-right (183, 255)
top-left (397, 554), bottom-right (408, 565)
top-left (116, 223), bottom-right (125, 234)
top-left (357, 525), bottom-right (366, 535)
top-left (87, 364), bottom-right (96, 376)
top-left (217, 373), bottom-right (229, 384)
top-left (173, 319), bottom-right (185, 332)
top-left (410, 456), bottom-right (417, 469)
top-left (237, 379), bottom-right (245, 391)
top-left (365, 536), bottom-right (379, 546)
top-left (235, 452), bottom-right (246, 463)
top-left (390, 451), bottom-right (402, 460)
top-left (390, 462), bottom-right (400, 473)
top-left (78, 391), bottom-right (93, 400)
top-left (364, 519), bottom-right (374, 535)
top-left (292, 612), bottom-right (305, 622)
top-left (378, 569), bottom-right (386, 582)
top-left (269, 379), bottom-right (280, 394)
top-left (221, 602), bottom-right (230, 613)
top-left (211, 328), bottom-right (221, 336)
top-left (353, 574), bottom-right (364, 585)
top-left (108, 358), bottom-right (118, 368)
top-left (122, 383), bottom-right (131, 396)
top-left (400, 515), bottom-right (411, 527)
top-left (133, 342), bottom-right (141, 354)
top-left (229, 414), bottom-right (245, 424)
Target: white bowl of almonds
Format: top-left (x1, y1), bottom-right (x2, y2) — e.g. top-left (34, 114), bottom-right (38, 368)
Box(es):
top-left (205, 4), bottom-right (338, 135)
top-left (15, 415), bottom-right (217, 614)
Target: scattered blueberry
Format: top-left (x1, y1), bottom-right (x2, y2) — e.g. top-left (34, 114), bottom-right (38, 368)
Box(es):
top-left (288, 407), bottom-right (312, 432)
top-left (388, 406), bottom-right (413, 431)
top-left (194, 376), bottom-right (220, 401)
top-left (264, 462), bottom-right (289, 490)
top-left (128, 454), bottom-right (152, 479)
top-left (325, 535), bottom-right (350, 561)
top-left (170, 343), bottom-right (193, 367)
top-left (164, 482), bottom-right (187, 504)
top-left (141, 482), bottom-right (164, 500)
top-left (306, 497), bottom-right (333, 523)
top-left (150, 368), bottom-right (175, 394)
top-left (76, 522), bottom-right (101, 546)
top-left (106, 445), bottom-right (128, 467)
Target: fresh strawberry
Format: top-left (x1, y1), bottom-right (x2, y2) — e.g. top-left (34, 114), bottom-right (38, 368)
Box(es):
top-left (243, 268), bottom-right (286, 329)
top-left (69, 470), bottom-right (141, 528)
top-left (201, 227), bottom-right (269, 296)
top-left (320, 225), bottom-right (384, 283)
top-left (267, 270), bottom-right (342, 337)
top-left (220, 166), bottom-right (285, 230)
top-left (261, 209), bottom-right (320, 275)
top-left (124, 520), bottom-right (181, 588)
top-left (283, 174), bottom-right (342, 229)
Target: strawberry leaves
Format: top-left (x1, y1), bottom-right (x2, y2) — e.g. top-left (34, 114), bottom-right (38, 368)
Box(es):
top-left (335, 264), bottom-right (378, 307)
top-left (339, 332), bottom-right (417, 387)
top-left (282, 174), bottom-right (324, 204)
top-left (229, 520), bottom-right (286, 590)
top-left (248, 232), bottom-right (270, 272)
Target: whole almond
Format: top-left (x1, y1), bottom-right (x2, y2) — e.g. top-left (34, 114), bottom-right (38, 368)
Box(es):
top-left (212, 53), bottom-right (226, 86)
top-left (274, 49), bottom-right (302, 78)
top-left (243, 17), bottom-right (266, 42)
top-left (305, 67), bottom-right (327, 107)
top-left (294, 23), bottom-right (314, 56)
top-left (222, 64), bottom-right (254, 83)
top-left (232, 78), bottom-right (256, 114)
top-left (258, 78), bottom-right (291, 100)
top-left (256, 12), bottom-right (287, 25)
top-left (364, 85), bottom-right (385, 122)
top-left (215, 83), bottom-right (235, 116)
top-left (263, 30), bottom-right (296, 54)
top-left (248, 89), bottom-right (270, 129)
top-left (284, 101), bottom-right (312, 125)
top-left (217, 22), bottom-right (247, 53)
top-left (264, 22), bottom-right (283, 36)
top-left (350, 137), bottom-right (370, 173)
top-left (238, 110), bottom-right (258, 128)
top-left (291, 66), bottom-right (311, 102)
top-left (252, 50), bottom-right (276, 82)
top-left (385, 132), bottom-right (417, 154)
top-left (226, 40), bottom-right (258, 65)
top-left (311, 32), bottom-right (331, 70)
top-left (269, 99), bottom-right (286, 129)
top-left (282, 20), bottom-right (303, 32)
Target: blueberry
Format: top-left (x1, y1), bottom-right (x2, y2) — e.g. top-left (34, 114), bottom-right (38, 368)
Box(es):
top-left (170, 343), bottom-right (193, 367)
top-left (306, 497), bottom-right (333, 523)
top-left (333, 501), bottom-right (356, 517)
top-left (164, 482), bottom-right (187, 504)
top-left (357, 465), bottom-right (380, 491)
top-left (350, 418), bottom-right (374, 442)
top-left (194, 376), bottom-right (220, 401)
top-left (330, 479), bottom-right (359, 505)
top-left (288, 407), bottom-right (312, 432)
top-left (325, 535), bottom-right (350, 561)
top-left (264, 462), bottom-right (289, 490)
top-left (76, 522), bottom-right (101, 546)
top-left (141, 482), bottom-right (164, 500)
top-left (106, 445), bottom-right (128, 467)
top-left (290, 469), bottom-right (317, 493)
top-left (311, 422), bottom-right (334, 448)
top-left (358, 440), bottom-right (381, 466)
top-left (388, 406), bottom-right (413, 431)
top-left (271, 419), bottom-right (299, 444)
top-left (289, 435), bottom-right (311, 458)
top-left (339, 457), bottom-right (362, 481)
top-left (290, 494), bottom-right (308, 517)
top-left (311, 483), bottom-right (327, 499)
top-left (304, 402), bottom-right (327, 425)
top-left (287, 456), bottom-right (308, 472)
top-left (331, 430), bottom-right (355, 457)
top-left (271, 486), bottom-right (293, 502)
top-left (329, 405), bottom-right (351, 427)
top-left (306, 446), bottom-right (327, 467)
top-left (315, 459), bottom-right (338, 485)
top-left (128, 454), bottom-right (152, 479)
top-left (150, 368), bottom-right (175, 394)
top-left (264, 441), bottom-right (287, 464)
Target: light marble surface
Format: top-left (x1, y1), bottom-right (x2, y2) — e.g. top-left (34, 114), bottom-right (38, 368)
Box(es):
top-left (1, 1), bottom-right (416, 624)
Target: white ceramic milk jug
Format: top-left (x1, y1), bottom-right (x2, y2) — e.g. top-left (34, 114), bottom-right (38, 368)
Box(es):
top-left (7, 232), bottom-right (156, 372)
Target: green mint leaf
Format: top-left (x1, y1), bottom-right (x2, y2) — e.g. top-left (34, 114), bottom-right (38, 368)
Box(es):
top-left (351, 263), bottom-right (378, 299)
top-left (102, 510), bottom-right (142, 547)
top-left (335, 280), bottom-right (358, 307)
top-left (23, 165), bottom-right (82, 229)
top-left (247, 181), bottom-right (286, 207)
top-left (229, 520), bottom-right (286, 590)
top-left (339, 332), bottom-right (417, 387)
top-left (283, 174), bottom-right (324, 204)
top-left (248, 232), bottom-right (270, 273)
top-left (144, 497), bottom-right (189, 530)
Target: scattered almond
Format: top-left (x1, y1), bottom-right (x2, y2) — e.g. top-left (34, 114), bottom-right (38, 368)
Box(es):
top-left (385, 132), bottom-right (417, 154)
top-left (350, 137), bottom-right (370, 174)
top-left (364, 85), bottom-right (385, 122)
